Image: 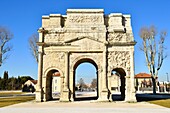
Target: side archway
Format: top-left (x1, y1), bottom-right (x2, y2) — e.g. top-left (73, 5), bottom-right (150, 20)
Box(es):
top-left (44, 68), bottom-right (63, 101)
top-left (110, 68), bottom-right (126, 101)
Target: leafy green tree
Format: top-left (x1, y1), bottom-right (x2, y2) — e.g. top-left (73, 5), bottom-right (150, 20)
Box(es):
top-left (3, 71), bottom-right (8, 80)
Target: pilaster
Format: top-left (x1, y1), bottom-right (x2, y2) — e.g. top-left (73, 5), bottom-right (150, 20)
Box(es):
top-left (60, 51), bottom-right (70, 102)
top-left (35, 28), bottom-right (44, 102)
top-left (98, 44), bottom-right (109, 101)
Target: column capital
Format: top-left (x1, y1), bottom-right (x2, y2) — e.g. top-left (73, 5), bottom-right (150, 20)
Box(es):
top-left (64, 51), bottom-right (70, 54)
top-left (38, 27), bottom-right (48, 33)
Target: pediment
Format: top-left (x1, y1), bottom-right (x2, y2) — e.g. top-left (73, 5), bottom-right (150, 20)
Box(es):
top-left (65, 37), bottom-right (104, 50)
top-left (64, 36), bottom-right (103, 44)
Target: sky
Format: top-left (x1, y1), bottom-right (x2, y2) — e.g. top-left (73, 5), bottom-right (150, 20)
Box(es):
top-left (0, 0), bottom-right (170, 82)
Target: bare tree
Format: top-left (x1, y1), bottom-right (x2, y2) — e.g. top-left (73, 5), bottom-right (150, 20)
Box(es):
top-left (0, 26), bottom-right (13, 67)
top-left (29, 33), bottom-right (38, 63)
top-left (78, 78), bottom-right (88, 91)
top-left (139, 25), bottom-right (167, 94)
top-left (91, 78), bottom-right (97, 88)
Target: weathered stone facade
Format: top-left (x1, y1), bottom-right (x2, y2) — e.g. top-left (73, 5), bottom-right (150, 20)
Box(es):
top-left (36, 9), bottom-right (136, 102)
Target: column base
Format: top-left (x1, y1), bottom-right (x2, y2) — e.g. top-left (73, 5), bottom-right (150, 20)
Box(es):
top-left (35, 91), bottom-right (43, 102)
top-left (125, 92), bottom-right (137, 102)
top-left (98, 89), bottom-right (109, 102)
top-left (60, 90), bottom-right (70, 102)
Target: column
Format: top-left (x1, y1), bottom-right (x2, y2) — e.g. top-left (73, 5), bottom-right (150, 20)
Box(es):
top-left (35, 28), bottom-right (44, 102)
top-left (60, 51), bottom-right (70, 102)
top-left (64, 51), bottom-right (69, 90)
top-left (102, 50), bottom-right (107, 90)
top-left (125, 47), bottom-right (136, 102)
top-left (99, 44), bottom-right (109, 101)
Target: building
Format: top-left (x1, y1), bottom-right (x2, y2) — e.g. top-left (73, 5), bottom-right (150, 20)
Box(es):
top-left (109, 73), bottom-right (121, 93)
top-left (135, 73), bottom-right (153, 92)
top-left (23, 80), bottom-right (37, 92)
top-left (52, 72), bottom-right (61, 93)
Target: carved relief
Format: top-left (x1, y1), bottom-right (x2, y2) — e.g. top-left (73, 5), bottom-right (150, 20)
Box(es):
top-left (108, 51), bottom-right (130, 70)
top-left (47, 28), bottom-right (66, 33)
top-left (108, 33), bottom-right (132, 42)
top-left (68, 15), bottom-right (102, 24)
top-left (43, 52), bottom-right (65, 73)
top-left (45, 33), bottom-right (64, 42)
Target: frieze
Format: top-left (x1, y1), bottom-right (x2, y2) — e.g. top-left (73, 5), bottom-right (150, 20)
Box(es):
top-left (45, 33), bottom-right (64, 42)
top-left (108, 33), bottom-right (132, 42)
top-left (68, 15), bottom-right (103, 24)
top-left (46, 28), bottom-right (66, 33)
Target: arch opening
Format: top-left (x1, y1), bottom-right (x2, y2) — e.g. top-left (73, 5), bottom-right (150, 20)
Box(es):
top-left (73, 58), bottom-right (98, 101)
top-left (110, 68), bottom-right (126, 101)
top-left (45, 69), bottom-right (61, 101)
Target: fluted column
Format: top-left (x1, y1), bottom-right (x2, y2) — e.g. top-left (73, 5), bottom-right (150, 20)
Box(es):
top-left (60, 51), bottom-right (70, 102)
top-left (125, 47), bottom-right (136, 102)
top-left (64, 51), bottom-right (69, 90)
top-left (36, 28), bottom-right (44, 102)
top-left (102, 50), bottom-right (107, 90)
top-left (98, 43), bottom-right (109, 101)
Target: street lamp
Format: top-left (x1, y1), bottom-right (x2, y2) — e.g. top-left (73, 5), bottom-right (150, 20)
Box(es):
top-left (166, 73), bottom-right (169, 82)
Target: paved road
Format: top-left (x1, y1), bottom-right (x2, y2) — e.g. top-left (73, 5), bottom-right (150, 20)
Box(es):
top-left (0, 100), bottom-right (170, 113)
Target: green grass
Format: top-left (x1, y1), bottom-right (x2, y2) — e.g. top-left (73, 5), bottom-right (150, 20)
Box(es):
top-left (0, 96), bottom-right (35, 108)
top-left (148, 99), bottom-right (170, 108)
top-left (0, 91), bottom-right (25, 96)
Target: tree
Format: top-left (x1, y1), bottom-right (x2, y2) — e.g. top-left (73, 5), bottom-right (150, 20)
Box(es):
top-left (139, 25), bottom-right (167, 94)
top-left (3, 71), bottom-right (8, 80)
top-left (0, 26), bottom-right (13, 67)
top-left (91, 78), bottom-right (97, 89)
top-left (2, 71), bottom-right (9, 90)
top-left (78, 78), bottom-right (87, 91)
top-left (29, 33), bottom-right (39, 63)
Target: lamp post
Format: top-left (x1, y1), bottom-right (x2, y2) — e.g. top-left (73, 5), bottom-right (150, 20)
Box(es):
top-left (167, 73), bottom-right (169, 82)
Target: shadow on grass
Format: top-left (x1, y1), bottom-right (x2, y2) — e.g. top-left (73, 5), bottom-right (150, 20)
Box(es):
top-left (136, 93), bottom-right (170, 102)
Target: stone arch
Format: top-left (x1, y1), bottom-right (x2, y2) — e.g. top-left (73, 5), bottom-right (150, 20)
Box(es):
top-left (110, 67), bottom-right (126, 101)
top-left (71, 55), bottom-right (100, 71)
top-left (70, 56), bottom-right (99, 101)
top-left (43, 67), bottom-right (63, 101)
top-left (44, 67), bottom-right (64, 78)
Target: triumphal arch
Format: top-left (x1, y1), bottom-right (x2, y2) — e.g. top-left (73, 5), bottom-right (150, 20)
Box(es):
top-left (36, 9), bottom-right (136, 102)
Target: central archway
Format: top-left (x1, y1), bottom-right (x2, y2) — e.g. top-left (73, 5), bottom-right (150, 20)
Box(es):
top-left (73, 58), bottom-right (98, 101)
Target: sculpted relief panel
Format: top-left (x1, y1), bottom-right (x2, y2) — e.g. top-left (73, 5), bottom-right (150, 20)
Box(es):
top-left (108, 51), bottom-right (130, 71)
top-left (43, 52), bottom-right (65, 75)
top-left (45, 33), bottom-right (64, 42)
top-left (108, 33), bottom-right (132, 42)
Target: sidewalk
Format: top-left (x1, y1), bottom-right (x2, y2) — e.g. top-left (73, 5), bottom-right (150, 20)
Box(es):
top-left (0, 100), bottom-right (170, 113)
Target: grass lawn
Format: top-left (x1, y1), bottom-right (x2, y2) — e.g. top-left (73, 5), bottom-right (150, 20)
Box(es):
top-left (0, 91), bottom-right (25, 96)
top-left (148, 99), bottom-right (170, 108)
top-left (0, 96), bottom-right (35, 108)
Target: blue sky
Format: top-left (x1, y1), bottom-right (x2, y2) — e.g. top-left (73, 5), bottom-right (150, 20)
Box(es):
top-left (0, 0), bottom-right (170, 82)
